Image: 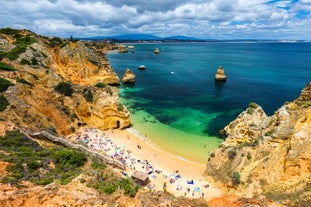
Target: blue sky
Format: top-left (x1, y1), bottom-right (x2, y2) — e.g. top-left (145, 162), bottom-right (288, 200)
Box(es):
top-left (0, 0), bottom-right (310, 39)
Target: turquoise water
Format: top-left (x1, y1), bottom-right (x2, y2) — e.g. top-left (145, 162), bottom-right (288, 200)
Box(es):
top-left (107, 42), bottom-right (311, 162)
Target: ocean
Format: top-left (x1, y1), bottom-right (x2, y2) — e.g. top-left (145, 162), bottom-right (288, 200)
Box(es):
top-left (107, 42), bottom-right (311, 163)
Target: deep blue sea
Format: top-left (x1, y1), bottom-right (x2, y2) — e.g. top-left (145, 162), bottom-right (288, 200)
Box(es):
top-left (108, 42), bottom-right (311, 137)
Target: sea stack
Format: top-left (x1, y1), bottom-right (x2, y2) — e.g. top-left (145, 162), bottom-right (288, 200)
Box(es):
top-left (215, 66), bottom-right (227, 81)
top-left (153, 48), bottom-right (160, 54)
top-left (122, 68), bottom-right (136, 84)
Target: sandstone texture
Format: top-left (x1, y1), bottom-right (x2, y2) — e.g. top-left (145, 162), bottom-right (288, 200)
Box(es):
top-left (122, 68), bottom-right (135, 84)
top-left (0, 29), bottom-right (130, 135)
top-left (206, 82), bottom-right (311, 206)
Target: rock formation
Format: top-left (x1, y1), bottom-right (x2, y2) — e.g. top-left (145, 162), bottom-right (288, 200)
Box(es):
top-left (153, 48), bottom-right (160, 54)
top-left (118, 44), bottom-right (127, 53)
top-left (206, 82), bottom-right (311, 206)
top-left (138, 65), bottom-right (146, 70)
top-left (0, 28), bottom-right (130, 135)
top-left (215, 66), bottom-right (227, 81)
top-left (122, 68), bottom-right (135, 84)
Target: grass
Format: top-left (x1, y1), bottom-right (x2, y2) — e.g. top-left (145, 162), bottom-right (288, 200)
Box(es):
top-left (0, 61), bottom-right (16, 71)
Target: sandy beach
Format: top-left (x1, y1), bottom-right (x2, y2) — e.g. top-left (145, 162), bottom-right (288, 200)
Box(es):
top-left (68, 127), bottom-right (223, 201)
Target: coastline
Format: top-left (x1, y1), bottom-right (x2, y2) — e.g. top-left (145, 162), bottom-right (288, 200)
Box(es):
top-left (69, 127), bottom-right (223, 201)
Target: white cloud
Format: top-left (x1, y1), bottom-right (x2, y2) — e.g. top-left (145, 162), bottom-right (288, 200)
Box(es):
top-left (0, 0), bottom-right (310, 39)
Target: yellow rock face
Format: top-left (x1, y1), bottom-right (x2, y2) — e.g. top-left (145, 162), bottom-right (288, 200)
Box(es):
top-left (206, 82), bottom-right (311, 204)
top-left (0, 30), bottom-right (130, 135)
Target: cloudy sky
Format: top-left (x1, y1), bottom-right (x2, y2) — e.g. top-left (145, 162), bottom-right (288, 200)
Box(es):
top-left (0, 0), bottom-right (310, 39)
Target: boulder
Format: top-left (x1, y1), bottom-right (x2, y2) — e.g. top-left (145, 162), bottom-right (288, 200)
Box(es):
top-left (215, 66), bottom-right (227, 81)
top-left (153, 48), bottom-right (160, 54)
top-left (122, 68), bottom-right (135, 84)
top-left (138, 65), bottom-right (146, 70)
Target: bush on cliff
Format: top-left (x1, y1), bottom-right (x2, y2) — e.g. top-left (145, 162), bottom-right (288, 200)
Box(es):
top-left (0, 78), bottom-right (14, 92)
top-left (0, 94), bottom-right (9, 112)
top-left (55, 82), bottom-right (73, 96)
top-left (232, 172), bottom-right (241, 186)
top-left (0, 61), bottom-right (16, 71)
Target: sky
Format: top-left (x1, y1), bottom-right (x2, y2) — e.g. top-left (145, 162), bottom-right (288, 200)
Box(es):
top-left (0, 0), bottom-right (310, 39)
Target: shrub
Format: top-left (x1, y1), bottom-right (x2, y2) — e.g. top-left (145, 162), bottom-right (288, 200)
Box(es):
top-left (249, 102), bottom-right (258, 108)
top-left (53, 149), bottom-right (86, 167)
top-left (83, 89), bottom-right (94, 102)
top-left (95, 82), bottom-right (106, 88)
top-left (16, 78), bottom-right (33, 86)
top-left (0, 95), bottom-right (9, 112)
top-left (228, 148), bottom-right (237, 160)
top-left (0, 77), bottom-right (14, 92)
top-left (27, 160), bottom-right (43, 170)
top-left (232, 172), bottom-right (241, 186)
top-left (265, 130), bottom-right (274, 136)
top-left (0, 28), bottom-right (20, 35)
top-left (247, 152), bottom-right (252, 160)
top-left (55, 82), bottom-right (73, 96)
top-left (0, 61), bottom-right (16, 71)
top-left (210, 152), bottom-right (215, 158)
top-left (20, 59), bottom-right (30, 65)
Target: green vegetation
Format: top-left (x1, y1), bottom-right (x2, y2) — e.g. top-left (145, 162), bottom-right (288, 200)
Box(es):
top-left (247, 152), bottom-right (252, 160)
top-left (55, 82), bottom-right (74, 96)
top-left (20, 58), bottom-right (38, 66)
top-left (265, 130), bottom-right (274, 136)
top-left (117, 102), bottom-right (124, 112)
top-left (95, 82), bottom-right (106, 88)
top-left (0, 94), bottom-right (9, 112)
top-left (83, 88), bottom-right (94, 102)
top-left (249, 102), bottom-right (258, 108)
top-left (232, 172), bottom-right (241, 186)
top-left (247, 108), bottom-right (254, 115)
top-left (228, 147), bottom-right (237, 160)
top-left (0, 77), bottom-right (14, 92)
top-left (0, 130), bottom-right (86, 186)
top-left (49, 37), bottom-right (68, 48)
top-left (0, 28), bottom-right (20, 35)
top-left (16, 77), bottom-right (33, 86)
top-left (4, 34), bottom-right (37, 60)
top-left (0, 61), bottom-right (16, 71)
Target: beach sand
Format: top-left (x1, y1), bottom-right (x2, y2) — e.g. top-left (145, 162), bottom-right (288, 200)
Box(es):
top-left (68, 127), bottom-right (223, 201)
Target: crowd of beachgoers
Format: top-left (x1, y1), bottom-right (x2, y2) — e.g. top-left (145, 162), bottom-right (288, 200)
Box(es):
top-left (67, 127), bottom-right (221, 200)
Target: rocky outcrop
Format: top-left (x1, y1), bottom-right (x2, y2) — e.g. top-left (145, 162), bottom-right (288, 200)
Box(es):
top-left (122, 68), bottom-right (135, 84)
top-left (118, 44), bottom-right (127, 53)
top-left (215, 66), bottom-right (227, 81)
top-left (206, 82), bottom-right (311, 206)
top-left (0, 29), bottom-right (130, 135)
top-left (153, 48), bottom-right (160, 54)
top-left (51, 41), bottom-right (120, 86)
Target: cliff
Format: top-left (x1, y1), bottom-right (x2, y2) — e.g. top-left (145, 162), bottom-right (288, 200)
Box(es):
top-left (206, 82), bottom-right (311, 206)
top-left (0, 28), bottom-right (130, 135)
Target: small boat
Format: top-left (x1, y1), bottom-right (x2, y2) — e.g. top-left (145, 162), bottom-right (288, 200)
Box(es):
top-left (170, 71), bottom-right (175, 75)
top-left (138, 65), bottom-right (146, 70)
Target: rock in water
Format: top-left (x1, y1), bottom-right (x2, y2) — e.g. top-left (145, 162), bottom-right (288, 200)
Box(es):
top-left (138, 65), bottom-right (146, 70)
top-left (122, 68), bottom-right (135, 84)
top-left (215, 66), bottom-right (227, 81)
top-left (153, 48), bottom-right (160, 54)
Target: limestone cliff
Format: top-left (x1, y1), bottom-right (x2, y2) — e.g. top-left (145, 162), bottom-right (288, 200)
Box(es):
top-left (206, 82), bottom-right (311, 206)
top-left (0, 28), bottom-right (130, 135)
